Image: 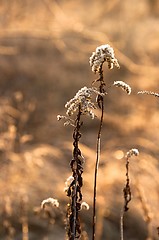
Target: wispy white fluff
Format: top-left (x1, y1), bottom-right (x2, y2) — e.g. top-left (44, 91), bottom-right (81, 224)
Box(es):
top-left (113, 81), bottom-right (131, 95)
top-left (89, 44), bottom-right (120, 73)
top-left (138, 91), bottom-right (159, 98)
top-left (41, 198), bottom-right (59, 209)
top-left (65, 86), bottom-right (104, 119)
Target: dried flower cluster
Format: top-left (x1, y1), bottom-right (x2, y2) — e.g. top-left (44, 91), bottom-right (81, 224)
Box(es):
top-left (65, 86), bottom-right (104, 119)
top-left (113, 81), bottom-right (131, 95)
top-left (41, 198), bottom-right (59, 209)
top-left (125, 148), bottom-right (139, 159)
top-left (89, 44), bottom-right (120, 73)
top-left (56, 44), bottom-right (137, 240)
top-left (138, 91), bottom-right (159, 98)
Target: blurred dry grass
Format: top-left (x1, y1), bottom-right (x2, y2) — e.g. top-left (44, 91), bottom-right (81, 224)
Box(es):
top-left (0, 0), bottom-right (159, 239)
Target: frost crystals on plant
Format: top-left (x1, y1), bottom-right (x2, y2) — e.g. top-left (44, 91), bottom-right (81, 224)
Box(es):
top-left (89, 44), bottom-right (120, 73)
top-left (41, 198), bottom-right (59, 209)
top-left (138, 91), bottom-right (159, 98)
top-left (113, 81), bottom-right (131, 95)
top-left (65, 86), bottom-right (104, 119)
top-left (57, 115), bottom-right (75, 127)
top-left (64, 175), bottom-right (74, 193)
top-left (126, 148), bottom-right (139, 159)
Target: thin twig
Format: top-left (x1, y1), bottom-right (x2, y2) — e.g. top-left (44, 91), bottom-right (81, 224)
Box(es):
top-left (92, 67), bottom-right (105, 240)
top-left (120, 149), bottom-right (139, 240)
top-left (120, 153), bottom-right (131, 240)
top-left (120, 209), bottom-right (124, 240)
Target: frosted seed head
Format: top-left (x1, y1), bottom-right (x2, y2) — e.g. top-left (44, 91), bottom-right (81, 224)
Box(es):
top-left (65, 87), bottom-right (104, 118)
top-left (41, 198), bottom-right (59, 209)
top-left (126, 149), bottom-right (139, 159)
top-left (138, 91), bottom-right (159, 98)
top-left (89, 44), bottom-right (120, 73)
top-left (113, 81), bottom-right (131, 95)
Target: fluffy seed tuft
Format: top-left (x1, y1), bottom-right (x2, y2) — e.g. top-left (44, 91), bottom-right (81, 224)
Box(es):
top-left (89, 44), bottom-right (120, 73)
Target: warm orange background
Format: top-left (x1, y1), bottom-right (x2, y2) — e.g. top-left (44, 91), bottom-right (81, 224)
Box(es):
top-left (0, 1), bottom-right (159, 239)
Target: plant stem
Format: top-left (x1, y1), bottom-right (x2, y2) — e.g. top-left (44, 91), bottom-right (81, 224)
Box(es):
top-left (69, 105), bottom-right (82, 240)
top-left (92, 69), bottom-right (105, 240)
top-left (120, 154), bottom-right (131, 240)
top-left (120, 208), bottom-right (124, 240)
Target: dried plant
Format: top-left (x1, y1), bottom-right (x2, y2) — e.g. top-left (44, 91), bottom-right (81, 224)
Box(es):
top-left (57, 44), bottom-right (133, 239)
top-left (58, 86), bottom-right (99, 239)
top-left (136, 183), bottom-right (153, 240)
top-left (120, 148), bottom-right (139, 240)
top-left (113, 81), bottom-right (131, 95)
top-left (2, 91), bottom-right (36, 153)
top-left (89, 44), bottom-right (120, 240)
top-left (138, 90), bottom-right (159, 98)
top-left (35, 197), bottom-right (62, 227)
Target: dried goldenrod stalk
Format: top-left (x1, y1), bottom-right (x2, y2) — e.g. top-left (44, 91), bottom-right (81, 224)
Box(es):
top-left (138, 90), bottom-right (159, 98)
top-left (89, 44), bottom-right (120, 73)
top-left (113, 81), bottom-right (131, 95)
top-left (124, 148), bottom-right (139, 211)
top-left (58, 86), bottom-right (98, 239)
top-left (90, 44), bottom-right (120, 240)
top-left (67, 106), bottom-right (84, 239)
top-left (120, 148), bottom-right (139, 240)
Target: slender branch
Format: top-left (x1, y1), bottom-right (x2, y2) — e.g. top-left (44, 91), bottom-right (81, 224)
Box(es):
top-left (120, 155), bottom-right (131, 240)
top-left (120, 209), bottom-right (124, 240)
top-left (92, 68), bottom-right (105, 240)
top-left (120, 149), bottom-right (139, 240)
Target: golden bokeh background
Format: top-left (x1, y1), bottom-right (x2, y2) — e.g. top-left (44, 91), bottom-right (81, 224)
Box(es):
top-left (0, 1), bottom-right (159, 239)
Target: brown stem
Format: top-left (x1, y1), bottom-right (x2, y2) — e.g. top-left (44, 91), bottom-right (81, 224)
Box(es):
top-left (120, 155), bottom-right (132, 240)
top-left (68, 105), bottom-right (83, 240)
top-left (92, 68), bottom-right (105, 240)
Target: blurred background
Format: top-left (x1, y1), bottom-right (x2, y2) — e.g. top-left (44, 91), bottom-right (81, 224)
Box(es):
top-left (0, 0), bottom-right (159, 239)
